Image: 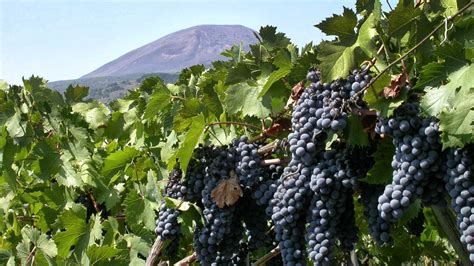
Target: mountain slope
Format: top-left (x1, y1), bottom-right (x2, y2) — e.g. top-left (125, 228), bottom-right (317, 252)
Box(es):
top-left (82, 25), bottom-right (258, 78)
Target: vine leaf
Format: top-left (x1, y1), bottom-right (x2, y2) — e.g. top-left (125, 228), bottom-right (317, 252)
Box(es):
top-left (360, 138), bottom-right (394, 184)
top-left (225, 82), bottom-right (271, 118)
top-left (143, 88), bottom-right (171, 120)
top-left (439, 99), bottom-right (474, 149)
top-left (64, 85), bottom-right (89, 103)
top-left (86, 245), bottom-right (123, 264)
top-left (316, 7), bottom-right (357, 44)
top-left (344, 115), bottom-right (369, 147)
top-left (414, 41), bottom-right (467, 90)
top-left (124, 190), bottom-right (156, 231)
top-left (420, 64), bottom-right (474, 117)
top-left (101, 147), bottom-right (140, 177)
top-left (211, 171), bottom-right (243, 208)
top-left (53, 204), bottom-right (103, 259)
top-left (364, 73), bottom-right (408, 117)
top-left (16, 226), bottom-right (58, 265)
top-left (382, 71), bottom-right (408, 99)
top-left (387, 0), bottom-right (421, 38)
top-left (317, 1), bottom-right (380, 82)
top-left (169, 113), bottom-right (206, 173)
top-left (71, 101), bottom-right (110, 129)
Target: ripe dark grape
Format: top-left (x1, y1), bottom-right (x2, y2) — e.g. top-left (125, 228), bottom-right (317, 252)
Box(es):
top-left (155, 168), bottom-right (187, 256)
top-left (184, 146), bottom-right (213, 203)
top-left (359, 183), bottom-right (391, 244)
top-left (336, 194), bottom-right (358, 251)
top-left (155, 169), bottom-right (186, 233)
top-left (234, 136), bottom-right (264, 189)
top-left (376, 103), bottom-right (442, 223)
top-left (445, 145), bottom-right (474, 263)
top-left (306, 149), bottom-right (357, 264)
top-left (272, 69), bottom-right (372, 264)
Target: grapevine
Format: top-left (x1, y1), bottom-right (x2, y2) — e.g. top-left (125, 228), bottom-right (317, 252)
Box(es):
top-left (0, 1), bottom-right (473, 265)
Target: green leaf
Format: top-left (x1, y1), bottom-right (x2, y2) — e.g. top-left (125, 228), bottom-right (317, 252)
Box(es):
top-left (101, 147), bottom-right (140, 176)
top-left (317, 5), bottom-right (379, 81)
top-left (71, 101), bottom-right (110, 129)
top-left (439, 99), bottom-right (474, 148)
top-left (143, 88), bottom-right (171, 120)
top-left (225, 63), bottom-right (252, 85)
top-left (64, 85), bottom-right (89, 103)
top-left (361, 139), bottom-right (394, 184)
top-left (415, 41), bottom-right (468, 90)
top-left (363, 73), bottom-right (408, 117)
top-left (345, 115), bottom-right (369, 146)
top-left (16, 226), bottom-right (57, 264)
top-left (169, 113), bottom-right (206, 173)
top-left (86, 245), bottom-right (123, 264)
top-left (258, 26), bottom-right (291, 49)
top-left (398, 200), bottom-right (421, 225)
top-left (420, 64), bottom-right (474, 116)
top-left (225, 82), bottom-right (271, 118)
top-left (124, 189), bottom-right (156, 231)
top-left (53, 205), bottom-right (103, 259)
top-left (387, 0), bottom-right (421, 38)
top-left (315, 7), bottom-right (357, 44)
top-left (259, 67), bottom-right (291, 97)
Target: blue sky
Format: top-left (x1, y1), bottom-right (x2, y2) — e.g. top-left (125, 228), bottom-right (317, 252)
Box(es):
top-left (0, 0), bottom-right (358, 84)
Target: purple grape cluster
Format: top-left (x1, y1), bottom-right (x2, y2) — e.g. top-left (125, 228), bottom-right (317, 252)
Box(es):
top-left (376, 103), bottom-right (443, 222)
top-left (445, 145), bottom-right (474, 263)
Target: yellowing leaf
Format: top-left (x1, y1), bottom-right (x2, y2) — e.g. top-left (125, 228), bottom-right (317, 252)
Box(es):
top-left (211, 172), bottom-right (243, 208)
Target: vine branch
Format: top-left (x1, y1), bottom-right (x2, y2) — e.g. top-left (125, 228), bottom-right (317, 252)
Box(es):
top-left (349, 0), bottom-right (473, 104)
top-left (207, 121), bottom-right (260, 130)
top-left (145, 238), bottom-right (165, 266)
top-left (252, 246), bottom-right (280, 266)
top-left (176, 252), bottom-right (197, 265)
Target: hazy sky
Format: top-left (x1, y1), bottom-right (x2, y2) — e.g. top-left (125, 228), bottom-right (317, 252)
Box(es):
top-left (0, 0), bottom-right (358, 84)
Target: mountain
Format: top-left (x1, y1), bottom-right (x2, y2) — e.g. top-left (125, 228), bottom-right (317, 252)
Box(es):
top-left (48, 25), bottom-right (258, 102)
top-left (82, 24), bottom-right (258, 78)
top-left (48, 72), bottom-right (179, 102)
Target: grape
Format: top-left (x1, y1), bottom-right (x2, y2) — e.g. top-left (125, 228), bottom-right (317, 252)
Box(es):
top-left (336, 194), bottom-right (358, 251)
top-left (234, 136), bottom-right (264, 189)
top-left (445, 145), bottom-right (474, 263)
top-left (306, 148), bottom-right (358, 264)
top-left (184, 146), bottom-right (213, 203)
top-left (272, 69), bottom-right (372, 264)
top-left (359, 183), bottom-right (391, 244)
top-left (155, 168), bottom-right (187, 256)
top-left (376, 103), bottom-right (442, 223)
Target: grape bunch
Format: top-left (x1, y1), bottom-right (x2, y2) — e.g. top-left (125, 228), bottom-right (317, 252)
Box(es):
top-left (194, 146), bottom-right (240, 265)
top-left (376, 102), bottom-right (442, 223)
top-left (306, 149), bottom-right (358, 264)
top-left (234, 136), bottom-right (264, 189)
top-left (155, 168), bottom-right (187, 255)
top-left (271, 69), bottom-right (373, 264)
top-left (252, 164), bottom-right (283, 216)
top-left (185, 146), bottom-right (214, 203)
top-left (359, 183), bottom-right (391, 244)
top-left (445, 145), bottom-right (474, 263)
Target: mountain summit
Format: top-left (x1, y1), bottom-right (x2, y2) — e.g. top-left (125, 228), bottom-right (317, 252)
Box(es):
top-left (81, 25), bottom-right (258, 78)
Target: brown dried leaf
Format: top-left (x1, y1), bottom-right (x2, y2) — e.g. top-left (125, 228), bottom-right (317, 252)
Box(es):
top-left (381, 72), bottom-right (408, 99)
top-left (286, 81), bottom-right (305, 108)
top-left (211, 171), bottom-right (243, 208)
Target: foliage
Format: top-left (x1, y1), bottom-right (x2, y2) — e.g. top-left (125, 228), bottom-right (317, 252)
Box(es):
top-left (1, 0), bottom-right (473, 264)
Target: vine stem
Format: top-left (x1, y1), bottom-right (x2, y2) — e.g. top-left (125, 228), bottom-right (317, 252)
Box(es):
top-left (207, 121), bottom-right (260, 130)
top-left (349, 0), bottom-right (474, 104)
top-left (431, 206), bottom-right (471, 265)
top-left (145, 238), bottom-right (165, 266)
top-left (176, 252), bottom-right (197, 265)
top-left (252, 246), bottom-right (280, 266)
top-left (261, 157), bottom-right (289, 166)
